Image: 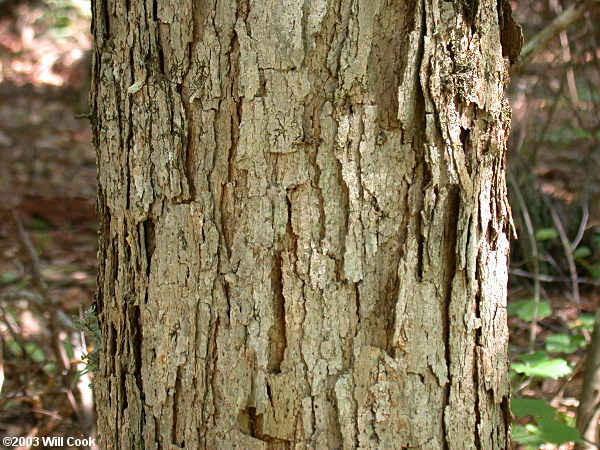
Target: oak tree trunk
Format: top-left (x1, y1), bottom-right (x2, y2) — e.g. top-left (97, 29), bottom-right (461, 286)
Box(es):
top-left (91, 0), bottom-right (518, 448)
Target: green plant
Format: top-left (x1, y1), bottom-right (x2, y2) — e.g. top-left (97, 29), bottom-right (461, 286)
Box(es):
top-left (508, 299), bottom-right (553, 322)
top-left (513, 418), bottom-right (581, 449)
top-left (511, 351), bottom-right (572, 379)
top-left (512, 397), bottom-right (581, 449)
top-left (0, 271), bottom-right (18, 286)
top-left (570, 314), bottom-right (596, 331)
top-left (72, 306), bottom-right (101, 376)
top-left (544, 333), bottom-right (585, 353)
top-left (509, 307), bottom-right (589, 448)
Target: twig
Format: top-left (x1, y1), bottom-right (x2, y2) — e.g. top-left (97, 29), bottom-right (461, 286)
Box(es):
top-left (509, 268), bottom-right (600, 286)
top-left (0, 306), bottom-right (31, 362)
top-left (509, 171), bottom-right (542, 352)
top-left (542, 196), bottom-right (581, 307)
top-left (73, 308), bottom-right (95, 434)
top-left (579, 439), bottom-right (600, 450)
top-left (550, 0), bottom-right (580, 104)
top-left (532, 76), bottom-right (566, 166)
top-left (0, 290), bottom-right (75, 329)
top-left (0, 290), bottom-right (45, 304)
top-left (9, 211), bottom-right (70, 374)
top-left (513, 0), bottom-right (596, 73)
top-left (571, 198), bottom-right (590, 253)
top-left (553, 356), bottom-right (586, 405)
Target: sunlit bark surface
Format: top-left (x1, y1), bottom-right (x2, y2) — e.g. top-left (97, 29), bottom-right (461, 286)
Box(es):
top-left (91, 0), bottom-right (515, 448)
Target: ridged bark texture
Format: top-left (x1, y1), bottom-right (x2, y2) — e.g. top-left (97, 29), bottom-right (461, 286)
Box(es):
top-left (91, 0), bottom-right (515, 448)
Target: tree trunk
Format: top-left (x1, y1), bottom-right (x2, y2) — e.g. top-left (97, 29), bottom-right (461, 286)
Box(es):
top-left (91, 0), bottom-right (516, 448)
top-left (576, 309), bottom-right (600, 450)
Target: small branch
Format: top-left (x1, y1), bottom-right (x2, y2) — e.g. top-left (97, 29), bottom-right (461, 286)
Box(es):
top-left (509, 268), bottom-right (600, 287)
top-left (542, 196), bottom-right (581, 307)
top-left (550, 0), bottom-right (580, 104)
top-left (512, 0), bottom-right (596, 73)
top-left (0, 290), bottom-right (75, 329)
top-left (10, 211), bottom-right (49, 296)
top-left (509, 171), bottom-right (542, 352)
top-left (9, 211), bottom-right (70, 374)
top-left (572, 198), bottom-right (590, 251)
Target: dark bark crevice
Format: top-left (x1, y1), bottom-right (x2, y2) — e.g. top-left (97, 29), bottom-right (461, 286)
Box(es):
top-left (268, 250), bottom-right (287, 374)
top-left (441, 186), bottom-right (460, 450)
top-left (142, 218), bottom-right (155, 277)
top-left (172, 365), bottom-right (182, 446)
top-left (180, 49), bottom-right (197, 201)
top-left (473, 258), bottom-right (483, 450)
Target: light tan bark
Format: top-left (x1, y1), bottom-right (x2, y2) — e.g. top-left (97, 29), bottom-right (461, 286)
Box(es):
top-left (91, 0), bottom-right (516, 448)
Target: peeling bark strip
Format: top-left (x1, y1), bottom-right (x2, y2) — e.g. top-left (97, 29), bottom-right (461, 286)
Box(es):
top-left (91, 0), bottom-right (514, 448)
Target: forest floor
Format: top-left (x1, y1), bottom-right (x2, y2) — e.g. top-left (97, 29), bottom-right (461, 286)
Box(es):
top-left (0, 1), bottom-right (598, 449)
top-left (0, 1), bottom-right (97, 444)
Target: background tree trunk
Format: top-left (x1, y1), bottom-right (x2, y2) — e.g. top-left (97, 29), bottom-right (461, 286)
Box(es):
top-left (91, 0), bottom-right (516, 448)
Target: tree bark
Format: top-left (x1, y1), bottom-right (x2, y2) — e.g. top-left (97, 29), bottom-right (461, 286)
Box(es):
top-left (91, 0), bottom-right (516, 448)
top-left (576, 309), bottom-right (600, 450)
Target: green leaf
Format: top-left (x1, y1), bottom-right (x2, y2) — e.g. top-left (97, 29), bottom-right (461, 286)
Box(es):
top-left (62, 340), bottom-right (75, 359)
top-left (589, 264), bottom-right (600, 280)
top-left (517, 351), bottom-right (550, 364)
top-left (512, 424), bottom-right (546, 449)
top-left (511, 360), bottom-right (572, 379)
top-left (573, 246), bottom-right (592, 259)
top-left (24, 342), bottom-right (45, 362)
top-left (558, 410), bottom-right (577, 428)
top-left (536, 418), bottom-right (581, 444)
top-left (512, 352), bottom-right (572, 379)
top-left (6, 338), bottom-right (23, 357)
top-left (507, 300), bottom-right (552, 322)
top-left (571, 128), bottom-right (593, 139)
top-left (512, 398), bottom-right (556, 418)
top-left (31, 216), bottom-right (52, 230)
top-left (0, 272), bottom-right (18, 286)
top-left (545, 333), bottom-right (586, 354)
top-left (571, 314), bottom-right (596, 331)
top-left (535, 228), bottom-right (558, 241)
top-left (43, 363), bottom-right (57, 375)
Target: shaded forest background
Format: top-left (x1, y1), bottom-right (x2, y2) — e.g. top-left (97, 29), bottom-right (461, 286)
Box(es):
top-left (0, 0), bottom-right (598, 448)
